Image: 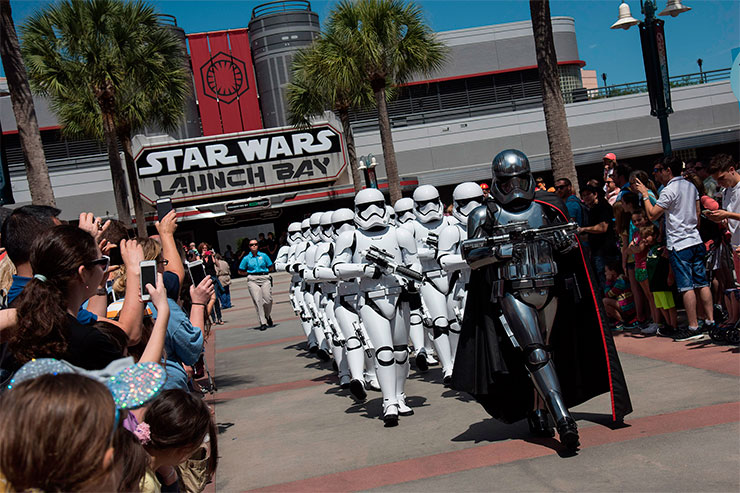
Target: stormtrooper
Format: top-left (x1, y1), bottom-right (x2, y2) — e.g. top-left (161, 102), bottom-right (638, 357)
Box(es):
top-left (394, 198), bottom-right (437, 371)
top-left (400, 185), bottom-right (455, 384)
top-left (278, 219), bottom-right (319, 353)
top-left (275, 222), bottom-right (308, 342)
top-left (313, 208), bottom-right (380, 400)
top-left (303, 212), bottom-right (332, 361)
top-left (436, 182), bottom-right (484, 361)
top-left (332, 188), bottom-right (421, 426)
top-left (452, 149), bottom-right (632, 451)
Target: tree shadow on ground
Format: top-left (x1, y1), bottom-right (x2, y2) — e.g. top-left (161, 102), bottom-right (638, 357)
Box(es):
top-left (217, 422), bottom-right (234, 434)
top-left (208, 373), bottom-right (254, 389)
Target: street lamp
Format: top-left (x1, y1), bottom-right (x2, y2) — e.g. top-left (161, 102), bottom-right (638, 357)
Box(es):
top-left (697, 58), bottom-right (704, 83)
top-left (358, 154), bottom-right (378, 189)
top-left (611, 0), bottom-right (692, 157)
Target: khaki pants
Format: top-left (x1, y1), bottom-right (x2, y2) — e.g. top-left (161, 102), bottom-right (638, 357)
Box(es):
top-left (247, 274), bottom-right (273, 325)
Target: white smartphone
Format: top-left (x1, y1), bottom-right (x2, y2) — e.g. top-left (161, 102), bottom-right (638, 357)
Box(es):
top-left (187, 260), bottom-right (207, 287)
top-left (139, 260), bottom-right (157, 302)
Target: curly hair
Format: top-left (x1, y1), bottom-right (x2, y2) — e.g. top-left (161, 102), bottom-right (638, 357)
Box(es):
top-left (112, 237), bottom-right (162, 295)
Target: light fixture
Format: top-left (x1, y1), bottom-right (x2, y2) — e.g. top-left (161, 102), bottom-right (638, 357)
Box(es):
top-left (368, 156), bottom-right (377, 168)
top-left (611, 1), bottom-right (640, 30)
top-left (659, 0), bottom-right (691, 17)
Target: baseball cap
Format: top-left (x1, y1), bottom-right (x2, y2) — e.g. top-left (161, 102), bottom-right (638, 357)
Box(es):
top-left (603, 152), bottom-right (617, 161)
top-left (480, 183), bottom-right (489, 190)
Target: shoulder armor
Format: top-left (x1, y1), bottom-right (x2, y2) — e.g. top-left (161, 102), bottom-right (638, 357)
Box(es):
top-left (467, 205), bottom-right (489, 239)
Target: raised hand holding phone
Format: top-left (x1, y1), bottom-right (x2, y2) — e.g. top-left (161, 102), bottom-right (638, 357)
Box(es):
top-left (139, 260), bottom-right (157, 302)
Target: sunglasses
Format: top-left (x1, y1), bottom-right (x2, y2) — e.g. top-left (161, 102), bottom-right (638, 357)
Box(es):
top-left (88, 255), bottom-right (110, 271)
top-left (653, 167), bottom-right (664, 173)
top-left (157, 259), bottom-right (169, 266)
top-left (249, 243), bottom-right (258, 246)
top-left (554, 184), bottom-right (569, 190)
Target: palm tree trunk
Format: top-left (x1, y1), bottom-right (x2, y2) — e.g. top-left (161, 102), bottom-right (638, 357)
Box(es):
top-left (338, 108), bottom-right (362, 192)
top-left (100, 108), bottom-right (131, 226)
top-left (372, 81), bottom-right (401, 204)
top-left (529, 0), bottom-right (578, 195)
top-left (0, 0), bottom-right (55, 206)
top-left (118, 128), bottom-right (147, 237)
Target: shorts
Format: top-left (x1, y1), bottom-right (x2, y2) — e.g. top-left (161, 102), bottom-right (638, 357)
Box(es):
top-left (635, 268), bottom-right (648, 283)
top-left (653, 291), bottom-right (675, 310)
top-left (668, 244), bottom-right (709, 293)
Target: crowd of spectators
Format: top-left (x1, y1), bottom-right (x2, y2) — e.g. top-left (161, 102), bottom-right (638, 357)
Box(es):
top-left (0, 206), bottom-right (218, 491)
top-left (568, 152), bottom-right (740, 343)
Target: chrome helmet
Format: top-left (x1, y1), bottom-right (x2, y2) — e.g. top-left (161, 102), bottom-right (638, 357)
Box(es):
top-left (491, 149), bottom-right (535, 210)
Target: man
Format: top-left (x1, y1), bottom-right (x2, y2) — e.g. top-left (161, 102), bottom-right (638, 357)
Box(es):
top-left (453, 149), bottom-right (632, 450)
top-left (614, 163), bottom-right (633, 202)
top-left (480, 182), bottom-right (490, 198)
top-left (635, 156), bottom-right (715, 341)
top-left (706, 154), bottom-right (740, 261)
top-left (694, 161), bottom-right (719, 199)
top-left (579, 185), bottom-right (620, 294)
top-left (554, 177), bottom-right (588, 227)
top-left (603, 152), bottom-right (617, 187)
top-left (238, 239), bottom-right (274, 330)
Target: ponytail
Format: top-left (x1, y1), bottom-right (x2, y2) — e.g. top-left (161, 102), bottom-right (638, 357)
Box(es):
top-left (9, 225), bottom-right (98, 363)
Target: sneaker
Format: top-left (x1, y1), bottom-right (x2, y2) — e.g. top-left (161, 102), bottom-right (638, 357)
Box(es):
top-left (657, 325), bottom-right (676, 338)
top-left (673, 327), bottom-right (704, 342)
top-left (641, 322), bottom-right (659, 335)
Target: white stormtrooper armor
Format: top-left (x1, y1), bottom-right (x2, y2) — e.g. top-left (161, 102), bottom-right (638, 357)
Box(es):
top-left (276, 222), bottom-right (304, 319)
top-left (394, 197), bottom-right (436, 371)
top-left (394, 198), bottom-right (416, 225)
top-left (287, 219), bottom-right (319, 352)
top-left (386, 205), bottom-right (397, 226)
top-left (304, 212), bottom-right (331, 361)
top-left (332, 189), bottom-right (421, 426)
top-left (313, 208), bottom-right (379, 400)
top-left (400, 185), bottom-right (455, 383)
top-left (437, 182), bottom-right (484, 361)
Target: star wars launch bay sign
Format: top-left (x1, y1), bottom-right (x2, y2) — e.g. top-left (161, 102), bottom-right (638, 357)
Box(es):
top-left (134, 123), bottom-right (348, 205)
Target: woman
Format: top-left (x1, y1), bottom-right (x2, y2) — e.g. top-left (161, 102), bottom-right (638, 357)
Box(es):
top-left (199, 243), bottom-right (224, 325)
top-left (9, 225), bottom-right (124, 370)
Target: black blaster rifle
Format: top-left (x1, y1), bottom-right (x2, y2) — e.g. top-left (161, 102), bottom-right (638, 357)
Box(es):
top-left (461, 221), bottom-right (578, 257)
top-left (424, 232), bottom-right (439, 249)
top-left (364, 246), bottom-right (424, 282)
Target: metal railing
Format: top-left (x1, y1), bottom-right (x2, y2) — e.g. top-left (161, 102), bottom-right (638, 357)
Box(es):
top-left (251, 0), bottom-right (312, 19)
top-left (156, 14), bottom-right (178, 27)
top-left (587, 68), bottom-right (730, 100)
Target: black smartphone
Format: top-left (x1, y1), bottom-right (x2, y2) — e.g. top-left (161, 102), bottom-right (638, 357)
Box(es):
top-left (108, 246), bottom-right (124, 266)
top-left (140, 260), bottom-right (157, 302)
top-left (188, 260), bottom-right (207, 287)
top-left (156, 198), bottom-right (174, 221)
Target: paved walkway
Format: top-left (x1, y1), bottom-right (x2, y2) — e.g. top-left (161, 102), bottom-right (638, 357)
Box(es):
top-left (204, 272), bottom-right (740, 492)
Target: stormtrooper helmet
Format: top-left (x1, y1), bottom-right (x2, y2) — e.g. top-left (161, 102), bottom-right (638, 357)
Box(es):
top-left (386, 206), bottom-right (397, 226)
top-left (452, 182), bottom-right (485, 223)
top-left (354, 188), bottom-right (389, 230)
top-left (491, 149), bottom-right (535, 210)
top-left (300, 218), bottom-right (311, 240)
top-left (309, 212), bottom-right (323, 242)
top-left (287, 222), bottom-right (302, 245)
top-left (394, 198), bottom-right (415, 224)
top-left (319, 211), bottom-right (334, 242)
top-left (413, 185), bottom-right (443, 223)
top-left (332, 208), bottom-right (355, 238)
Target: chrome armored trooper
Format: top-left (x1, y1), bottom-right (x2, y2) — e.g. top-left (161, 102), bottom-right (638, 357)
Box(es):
top-left (394, 197), bottom-right (436, 371)
top-left (437, 182), bottom-right (484, 361)
top-left (333, 189), bottom-right (421, 426)
top-left (400, 185), bottom-right (455, 384)
top-left (462, 149), bottom-right (580, 450)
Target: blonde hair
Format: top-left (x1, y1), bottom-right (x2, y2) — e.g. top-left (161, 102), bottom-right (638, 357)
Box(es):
top-left (113, 237), bottom-right (162, 295)
top-left (0, 253), bottom-right (16, 293)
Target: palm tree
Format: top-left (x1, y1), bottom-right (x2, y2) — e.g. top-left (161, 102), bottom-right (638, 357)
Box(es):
top-left (330, 0), bottom-right (446, 203)
top-left (22, 0), bottom-right (186, 226)
top-left (529, 0), bottom-right (578, 194)
top-left (48, 10), bottom-right (190, 236)
top-left (0, 0), bottom-right (55, 206)
top-left (286, 31), bottom-right (377, 192)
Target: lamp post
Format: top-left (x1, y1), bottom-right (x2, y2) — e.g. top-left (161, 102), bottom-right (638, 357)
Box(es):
top-left (358, 154), bottom-right (378, 189)
top-left (611, 0), bottom-right (691, 157)
top-left (697, 58), bottom-right (704, 83)
top-left (601, 72), bottom-right (608, 96)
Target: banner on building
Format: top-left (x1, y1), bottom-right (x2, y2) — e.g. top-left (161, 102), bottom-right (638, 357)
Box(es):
top-left (134, 123), bottom-right (348, 204)
top-left (188, 29), bottom-right (262, 135)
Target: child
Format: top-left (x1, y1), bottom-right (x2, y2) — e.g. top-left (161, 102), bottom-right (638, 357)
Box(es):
top-left (139, 389), bottom-right (218, 492)
top-left (644, 227), bottom-right (679, 335)
top-left (603, 261), bottom-right (639, 331)
top-left (627, 217), bottom-right (660, 334)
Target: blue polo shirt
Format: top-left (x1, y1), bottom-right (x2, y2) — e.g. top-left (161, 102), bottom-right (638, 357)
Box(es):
top-left (239, 251), bottom-right (273, 274)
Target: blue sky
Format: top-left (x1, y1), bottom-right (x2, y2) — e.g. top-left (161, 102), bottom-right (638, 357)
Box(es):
top-left (2, 0), bottom-right (739, 86)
